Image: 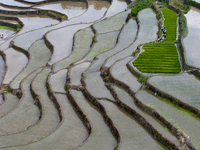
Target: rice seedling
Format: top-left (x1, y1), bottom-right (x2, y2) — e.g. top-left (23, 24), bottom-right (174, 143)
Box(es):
top-left (133, 8), bottom-right (181, 73)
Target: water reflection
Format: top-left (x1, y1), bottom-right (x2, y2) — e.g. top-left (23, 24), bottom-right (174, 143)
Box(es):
top-left (34, 1), bottom-right (87, 19)
top-left (183, 7), bottom-right (200, 68)
top-left (104, 0), bottom-right (127, 18)
top-left (89, 1), bottom-right (110, 10)
top-left (0, 55), bottom-right (5, 84)
top-left (194, 0), bottom-right (200, 3)
top-left (0, 0), bottom-right (31, 7)
top-left (0, 95), bottom-right (3, 105)
top-left (61, 1), bottom-right (87, 9)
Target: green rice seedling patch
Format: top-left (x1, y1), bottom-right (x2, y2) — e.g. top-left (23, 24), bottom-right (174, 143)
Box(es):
top-left (133, 9), bottom-right (181, 73)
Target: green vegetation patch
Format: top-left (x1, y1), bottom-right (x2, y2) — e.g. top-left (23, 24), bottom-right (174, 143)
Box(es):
top-left (133, 8), bottom-right (181, 73)
top-left (130, 0), bottom-right (153, 17)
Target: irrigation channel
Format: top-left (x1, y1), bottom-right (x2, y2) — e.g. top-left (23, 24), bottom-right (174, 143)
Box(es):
top-left (0, 0), bottom-right (199, 149)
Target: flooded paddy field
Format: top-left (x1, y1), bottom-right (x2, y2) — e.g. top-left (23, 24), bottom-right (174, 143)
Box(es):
top-left (34, 1), bottom-right (87, 19)
top-left (148, 73), bottom-right (200, 110)
top-left (0, 0), bottom-right (199, 149)
top-left (183, 7), bottom-right (200, 68)
top-left (0, 55), bottom-right (5, 84)
top-left (136, 90), bottom-right (200, 149)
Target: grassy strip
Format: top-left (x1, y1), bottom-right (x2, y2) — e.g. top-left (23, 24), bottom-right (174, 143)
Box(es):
top-left (133, 8), bottom-right (181, 73)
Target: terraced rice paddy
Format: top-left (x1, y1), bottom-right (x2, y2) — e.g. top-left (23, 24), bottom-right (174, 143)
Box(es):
top-left (0, 55), bottom-right (5, 83)
top-left (0, 0), bottom-right (199, 149)
top-left (3, 48), bottom-right (28, 84)
top-left (133, 8), bottom-right (181, 73)
top-left (148, 73), bottom-right (200, 110)
top-left (0, 27), bottom-right (15, 39)
top-left (136, 90), bottom-right (200, 149)
top-left (34, 1), bottom-right (87, 19)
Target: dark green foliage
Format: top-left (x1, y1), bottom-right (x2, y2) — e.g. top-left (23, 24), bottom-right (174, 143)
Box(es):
top-left (189, 0), bottom-right (200, 9)
top-left (179, 14), bottom-right (188, 38)
top-left (66, 84), bottom-right (71, 90)
top-left (133, 9), bottom-right (181, 73)
top-left (131, 0), bottom-right (153, 17)
top-left (16, 24), bottom-right (21, 30)
top-left (174, 2), bottom-right (190, 13)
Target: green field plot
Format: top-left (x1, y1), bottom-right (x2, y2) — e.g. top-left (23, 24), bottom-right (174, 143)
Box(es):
top-left (133, 8), bottom-right (181, 73)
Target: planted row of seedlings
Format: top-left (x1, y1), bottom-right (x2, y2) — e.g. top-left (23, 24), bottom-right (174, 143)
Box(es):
top-left (133, 8), bottom-right (181, 73)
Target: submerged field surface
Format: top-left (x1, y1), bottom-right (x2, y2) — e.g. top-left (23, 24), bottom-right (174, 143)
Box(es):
top-left (0, 0), bottom-right (199, 150)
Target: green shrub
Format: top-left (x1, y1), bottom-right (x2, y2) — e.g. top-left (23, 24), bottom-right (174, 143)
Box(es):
top-left (66, 84), bottom-right (71, 90)
top-left (189, 0), bottom-right (200, 9)
top-left (130, 0), bottom-right (153, 17)
top-left (3, 90), bottom-right (8, 94)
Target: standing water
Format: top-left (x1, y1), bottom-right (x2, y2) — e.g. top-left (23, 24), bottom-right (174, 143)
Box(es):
top-left (0, 55), bottom-right (5, 84)
top-left (0, 94), bottom-right (3, 104)
top-left (183, 7), bottom-right (200, 68)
